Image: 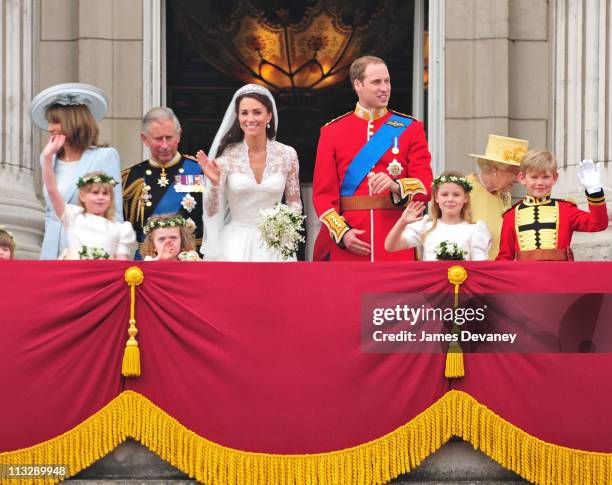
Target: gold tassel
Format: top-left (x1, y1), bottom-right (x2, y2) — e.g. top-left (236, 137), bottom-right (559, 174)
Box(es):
top-left (446, 266), bottom-right (468, 379)
top-left (445, 340), bottom-right (464, 378)
top-left (122, 267), bottom-right (144, 377)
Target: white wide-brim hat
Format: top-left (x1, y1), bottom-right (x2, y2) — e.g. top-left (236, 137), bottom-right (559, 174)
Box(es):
top-left (30, 83), bottom-right (109, 129)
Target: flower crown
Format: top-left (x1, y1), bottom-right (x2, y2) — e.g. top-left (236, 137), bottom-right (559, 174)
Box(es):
top-left (76, 174), bottom-right (118, 188)
top-left (432, 174), bottom-right (473, 193)
top-left (143, 215), bottom-right (192, 235)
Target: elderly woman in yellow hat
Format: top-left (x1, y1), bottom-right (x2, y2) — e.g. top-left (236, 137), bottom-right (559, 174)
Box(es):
top-left (467, 135), bottom-right (528, 259)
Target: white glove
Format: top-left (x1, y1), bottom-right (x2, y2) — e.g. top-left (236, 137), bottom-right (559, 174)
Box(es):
top-left (576, 159), bottom-right (602, 194)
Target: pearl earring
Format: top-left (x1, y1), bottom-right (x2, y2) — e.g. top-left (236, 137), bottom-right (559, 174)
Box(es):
top-left (267, 122), bottom-right (271, 129)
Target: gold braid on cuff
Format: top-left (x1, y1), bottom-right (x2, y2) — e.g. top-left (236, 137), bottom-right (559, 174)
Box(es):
top-left (319, 208), bottom-right (350, 244)
top-left (396, 178), bottom-right (427, 203)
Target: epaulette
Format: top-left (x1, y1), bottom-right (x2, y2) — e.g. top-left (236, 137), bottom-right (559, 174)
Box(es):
top-left (122, 160), bottom-right (148, 173)
top-left (184, 154), bottom-right (198, 162)
top-left (389, 109), bottom-right (417, 121)
top-left (324, 111), bottom-right (352, 126)
top-left (503, 200), bottom-right (522, 215)
top-left (120, 168), bottom-right (131, 185)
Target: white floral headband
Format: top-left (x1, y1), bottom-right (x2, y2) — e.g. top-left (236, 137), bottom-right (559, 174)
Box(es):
top-left (432, 174), bottom-right (473, 193)
top-left (143, 215), bottom-right (195, 235)
top-left (77, 174), bottom-right (118, 188)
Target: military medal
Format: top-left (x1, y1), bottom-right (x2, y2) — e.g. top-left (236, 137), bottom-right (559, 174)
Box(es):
top-left (391, 137), bottom-right (400, 155)
top-left (387, 159), bottom-right (402, 178)
top-left (157, 167), bottom-right (169, 188)
top-left (181, 194), bottom-right (197, 212)
top-left (140, 183), bottom-right (153, 207)
top-left (174, 174), bottom-right (205, 193)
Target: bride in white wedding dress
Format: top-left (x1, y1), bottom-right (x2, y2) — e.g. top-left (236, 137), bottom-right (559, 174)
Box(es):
top-left (197, 84), bottom-right (302, 261)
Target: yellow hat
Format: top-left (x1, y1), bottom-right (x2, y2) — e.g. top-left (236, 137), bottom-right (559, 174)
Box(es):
top-left (468, 134), bottom-right (528, 166)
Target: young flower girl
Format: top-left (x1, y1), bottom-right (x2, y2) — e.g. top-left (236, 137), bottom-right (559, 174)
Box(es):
top-left (385, 171), bottom-right (492, 260)
top-left (42, 134), bottom-right (135, 260)
top-left (140, 214), bottom-right (201, 261)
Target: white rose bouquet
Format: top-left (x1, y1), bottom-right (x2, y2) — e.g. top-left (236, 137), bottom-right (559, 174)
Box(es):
top-left (434, 240), bottom-right (466, 261)
top-left (78, 245), bottom-right (111, 260)
top-left (257, 203), bottom-right (306, 261)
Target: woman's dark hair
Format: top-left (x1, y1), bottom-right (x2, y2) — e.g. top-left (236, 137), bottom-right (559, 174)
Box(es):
top-left (216, 92), bottom-right (276, 157)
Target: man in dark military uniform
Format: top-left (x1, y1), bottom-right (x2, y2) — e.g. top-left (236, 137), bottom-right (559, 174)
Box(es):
top-left (122, 107), bottom-right (205, 258)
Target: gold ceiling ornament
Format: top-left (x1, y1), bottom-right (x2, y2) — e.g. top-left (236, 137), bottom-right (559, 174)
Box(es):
top-left (171, 0), bottom-right (412, 95)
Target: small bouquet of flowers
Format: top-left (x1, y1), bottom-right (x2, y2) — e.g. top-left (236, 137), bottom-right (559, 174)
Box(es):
top-left (177, 250), bottom-right (201, 262)
top-left (434, 240), bottom-right (466, 261)
top-left (257, 203), bottom-right (306, 261)
top-left (78, 245), bottom-right (111, 260)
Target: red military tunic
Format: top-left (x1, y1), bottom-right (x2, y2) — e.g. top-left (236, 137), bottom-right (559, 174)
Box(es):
top-left (496, 191), bottom-right (608, 260)
top-left (313, 105), bottom-right (433, 261)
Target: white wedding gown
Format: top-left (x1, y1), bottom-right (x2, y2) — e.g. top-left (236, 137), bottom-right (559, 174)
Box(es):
top-left (203, 140), bottom-right (302, 261)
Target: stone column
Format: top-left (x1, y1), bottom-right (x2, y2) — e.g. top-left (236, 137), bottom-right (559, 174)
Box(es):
top-left (508, 0), bottom-right (549, 147)
top-left (551, 0), bottom-right (612, 260)
top-left (444, 0), bottom-right (511, 174)
top-left (0, 0), bottom-right (45, 258)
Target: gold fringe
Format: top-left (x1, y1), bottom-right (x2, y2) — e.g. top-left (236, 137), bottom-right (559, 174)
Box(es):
top-left (449, 390), bottom-right (612, 485)
top-left (0, 391), bottom-right (454, 485)
top-left (1, 391), bottom-right (610, 485)
top-left (0, 393), bottom-right (128, 485)
top-left (444, 341), bottom-right (464, 378)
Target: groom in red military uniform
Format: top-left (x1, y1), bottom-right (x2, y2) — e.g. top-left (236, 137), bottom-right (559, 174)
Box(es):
top-left (313, 55), bottom-right (433, 261)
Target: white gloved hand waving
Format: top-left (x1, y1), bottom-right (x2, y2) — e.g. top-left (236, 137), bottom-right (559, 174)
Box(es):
top-left (576, 159), bottom-right (602, 194)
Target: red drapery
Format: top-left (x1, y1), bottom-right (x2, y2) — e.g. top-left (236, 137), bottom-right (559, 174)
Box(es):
top-left (0, 261), bottom-right (611, 483)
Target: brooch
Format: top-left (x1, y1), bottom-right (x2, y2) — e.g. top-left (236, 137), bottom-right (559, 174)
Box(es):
top-left (387, 159), bottom-right (403, 178)
top-left (181, 194), bottom-right (197, 212)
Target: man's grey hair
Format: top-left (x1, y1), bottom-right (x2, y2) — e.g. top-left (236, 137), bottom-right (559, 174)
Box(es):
top-left (142, 107), bottom-right (181, 134)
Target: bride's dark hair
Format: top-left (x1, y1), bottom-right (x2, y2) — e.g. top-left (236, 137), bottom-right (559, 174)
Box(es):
top-left (216, 92), bottom-right (276, 157)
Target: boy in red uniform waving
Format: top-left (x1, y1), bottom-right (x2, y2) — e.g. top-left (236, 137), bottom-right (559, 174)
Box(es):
top-left (497, 150), bottom-right (608, 260)
top-left (312, 55), bottom-right (433, 261)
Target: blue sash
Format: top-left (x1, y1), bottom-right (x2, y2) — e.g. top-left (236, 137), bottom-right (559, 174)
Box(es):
top-left (340, 114), bottom-right (412, 196)
top-left (152, 159), bottom-right (202, 216)
top-left (134, 158), bottom-right (202, 260)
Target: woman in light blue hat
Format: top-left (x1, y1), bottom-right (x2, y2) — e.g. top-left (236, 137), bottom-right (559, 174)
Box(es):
top-left (30, 83), bottom-right (124, 259)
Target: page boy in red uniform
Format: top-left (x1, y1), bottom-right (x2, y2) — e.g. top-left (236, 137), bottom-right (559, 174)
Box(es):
top-left (497, 150), bottom-right (608, 260)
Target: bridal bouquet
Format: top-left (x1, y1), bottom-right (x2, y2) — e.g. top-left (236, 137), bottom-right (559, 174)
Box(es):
top-left (78, 245), bottom-right (111, 260)
top-left (434, 240), bottom-right (466, 261)
top-left (257, 203), bottom-right (306, 260)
